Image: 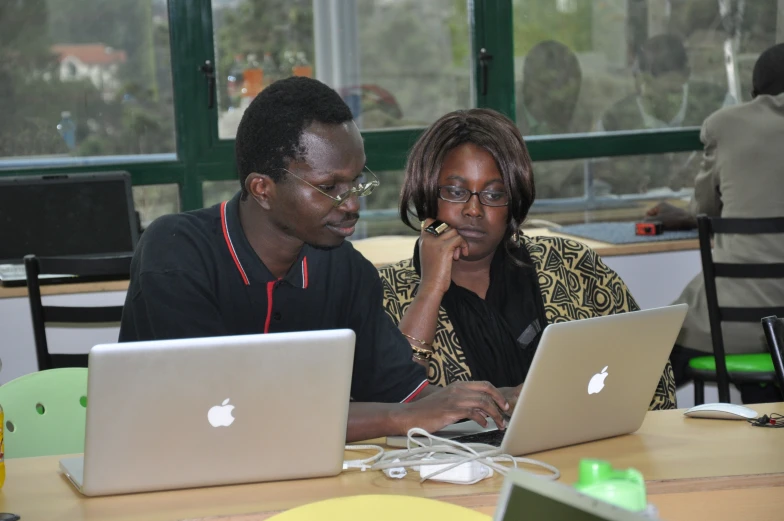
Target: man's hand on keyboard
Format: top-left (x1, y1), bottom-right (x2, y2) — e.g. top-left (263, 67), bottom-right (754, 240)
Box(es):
top-left (396, 381), bottom-right (509, 434)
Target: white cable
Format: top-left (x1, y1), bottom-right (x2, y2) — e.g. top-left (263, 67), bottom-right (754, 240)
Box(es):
top-left (343, 444), bottom-right (385, 471)
top-left (343, 428), bottom-right (560, 485)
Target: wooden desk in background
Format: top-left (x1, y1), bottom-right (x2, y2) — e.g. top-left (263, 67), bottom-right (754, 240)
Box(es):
top-left (2, 405), bottom-right (782, 521)
top-left (0, 279), bottom-right (129, 300)
top-left (0, 228), bottom-right (698, 300)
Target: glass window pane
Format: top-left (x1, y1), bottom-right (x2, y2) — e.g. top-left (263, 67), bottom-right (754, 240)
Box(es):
top-left (213, 0), bottom-right (473, 139)
top-left (133, 184), bottom-right (180, 229)
top-left (529, 153), bottom-right (695, 225)
top-left (203, 180), bottom-right (240, 208)
top-left (512, 0), bottom-right (779, 136)
top-left (0, 0), bottom-right (176, 161)
top-left (354, 169), bottom-right (413, 238)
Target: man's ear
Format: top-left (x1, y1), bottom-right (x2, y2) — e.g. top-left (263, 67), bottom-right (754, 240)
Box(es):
top-left (246, 173), bottom-right (276, 211)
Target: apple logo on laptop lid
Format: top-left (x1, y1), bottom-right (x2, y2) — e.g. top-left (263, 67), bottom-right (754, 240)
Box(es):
top-left (208, 398), bottom-right (235, 427)
top-left (588, 366), bottom-right (609, 395)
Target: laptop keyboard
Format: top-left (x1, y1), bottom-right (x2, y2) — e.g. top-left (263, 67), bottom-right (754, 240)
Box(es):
top-left (450, 429), bottom-right (505, 447)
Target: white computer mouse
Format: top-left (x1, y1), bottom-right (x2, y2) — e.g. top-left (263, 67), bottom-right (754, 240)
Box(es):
top-left (684, 403), bottom-right (758, 420)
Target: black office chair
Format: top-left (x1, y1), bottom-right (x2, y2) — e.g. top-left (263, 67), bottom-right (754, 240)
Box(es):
top-left (23, 254), bottom-right (132, 371)
top-left (761, 316), bottom-right (784, 400)
top-left (686, 216), bottom-right (784, 404)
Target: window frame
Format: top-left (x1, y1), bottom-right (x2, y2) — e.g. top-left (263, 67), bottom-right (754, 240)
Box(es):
top-left (0, 0), bottom-right (705, 215)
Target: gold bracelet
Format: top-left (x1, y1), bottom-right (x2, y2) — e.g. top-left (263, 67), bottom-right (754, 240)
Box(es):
top-left (412, 350), bottom-right (430, 362)
top-left (409, 343), bottom-right (434, 360)
top-left (412, 352), bottom-right (430, 362)
top-left (402, 332), bottom-right (433, 348)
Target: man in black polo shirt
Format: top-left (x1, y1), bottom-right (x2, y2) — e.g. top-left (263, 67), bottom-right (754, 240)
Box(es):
top-left (119, 77), bottom-right (514, 442)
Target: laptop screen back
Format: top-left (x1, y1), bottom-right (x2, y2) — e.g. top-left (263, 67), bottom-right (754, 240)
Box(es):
top-left (501, 485), bottom-right (628, 520)
top-left (0, 172), bottom-right (138, 263)
top-left (494, 470), bottom-right (651, 521)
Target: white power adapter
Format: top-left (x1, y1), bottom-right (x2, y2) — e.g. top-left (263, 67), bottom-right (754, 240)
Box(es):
top-left (416, 457), bottom-right (494, 484)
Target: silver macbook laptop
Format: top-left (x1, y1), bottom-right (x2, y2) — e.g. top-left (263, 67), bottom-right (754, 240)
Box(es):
top-left (388, 304), bottom-right (688, 454)
top-left (60, 329), bottom-right (355, 496)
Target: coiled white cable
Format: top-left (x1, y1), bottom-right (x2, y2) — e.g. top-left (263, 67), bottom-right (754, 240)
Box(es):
top-left (343, 427), bottom-right (560, 484)
top-left (342, 444), bottom-right (386, 471)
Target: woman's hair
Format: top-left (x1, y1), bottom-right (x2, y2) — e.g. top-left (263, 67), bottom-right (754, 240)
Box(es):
top-left (399, 108), bottom-right (536, 245)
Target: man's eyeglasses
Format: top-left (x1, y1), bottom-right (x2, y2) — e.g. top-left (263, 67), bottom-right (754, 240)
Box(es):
top-left (438, 185), bottom-right (509, 207)
top-left (282, 167), bottom-right (380, 208)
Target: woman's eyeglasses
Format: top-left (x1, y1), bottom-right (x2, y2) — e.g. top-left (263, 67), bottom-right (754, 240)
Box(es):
top-left (438, 185), bottom-right (509, 207)
top-left (282, 167), bottom-right (380, 208)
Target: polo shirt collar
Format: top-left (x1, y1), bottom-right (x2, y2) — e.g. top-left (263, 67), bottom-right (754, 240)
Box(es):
top-left (220, 191), bottom-right (309, 289)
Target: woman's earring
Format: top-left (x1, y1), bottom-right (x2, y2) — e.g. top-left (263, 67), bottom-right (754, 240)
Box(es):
top-left (511, 232), bottom-right (520, 246)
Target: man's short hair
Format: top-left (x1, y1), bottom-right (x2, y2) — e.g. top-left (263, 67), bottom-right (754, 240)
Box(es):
top-left (752, 43), bottom-right (784, 98)
top-left (235, 76), bottom-right (354, 197)
top-left (636, 34), bottom-right (688, 77)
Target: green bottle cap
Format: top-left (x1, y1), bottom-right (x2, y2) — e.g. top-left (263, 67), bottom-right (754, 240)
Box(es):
top-left (574, 459), bottom-right (648, 512)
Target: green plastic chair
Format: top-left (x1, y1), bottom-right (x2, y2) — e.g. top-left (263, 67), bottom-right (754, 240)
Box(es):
top-left (0, 368), bottom-right (88, 459)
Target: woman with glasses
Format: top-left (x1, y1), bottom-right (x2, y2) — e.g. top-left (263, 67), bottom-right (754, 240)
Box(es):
top-left (378, 108), bottom-right (676, 411)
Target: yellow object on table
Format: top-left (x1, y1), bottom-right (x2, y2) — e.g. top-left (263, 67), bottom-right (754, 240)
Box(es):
top-left (266, 494), bottom-right (490, 521)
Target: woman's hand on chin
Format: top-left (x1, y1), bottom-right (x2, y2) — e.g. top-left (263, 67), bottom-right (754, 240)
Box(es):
top-left (418, 218), bottom-right (469, 295)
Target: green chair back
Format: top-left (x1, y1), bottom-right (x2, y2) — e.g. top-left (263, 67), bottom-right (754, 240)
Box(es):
top-left (0, 368), bottom-right (88, 459)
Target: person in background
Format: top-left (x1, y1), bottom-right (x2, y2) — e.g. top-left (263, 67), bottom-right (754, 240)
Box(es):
top-left (378, 108), bottom-right (676, 411)
top-left (517, 40), bottom-right (585, 136)
top-left (516, 40), bottom-right (590, 200)
top-left (119, 77), bottom-right (517, 441)
top-left (593, 33), bottom-right (733, 194)
top-left (599, 33), bottom-right (733, 132)
top-left (644, 43), bottom-right (784, 403)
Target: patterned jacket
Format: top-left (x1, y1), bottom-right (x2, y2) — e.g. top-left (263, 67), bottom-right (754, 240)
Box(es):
top-left (378, 235), bottom-right (677, 411)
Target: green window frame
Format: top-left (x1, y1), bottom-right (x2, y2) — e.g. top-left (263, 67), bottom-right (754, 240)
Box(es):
top-left (0, 0), bottom-right (703, 214)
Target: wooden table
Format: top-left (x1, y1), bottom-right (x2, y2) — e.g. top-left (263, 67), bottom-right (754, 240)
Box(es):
top-left (2, 404), bottom-right (781, 521)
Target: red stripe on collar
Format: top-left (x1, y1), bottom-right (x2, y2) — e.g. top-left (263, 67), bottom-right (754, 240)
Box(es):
top-left (302, 256), bottom-right (308, 289)
top-left (220, 201), bottom-right (250, 286)
top-left (401, 380), bottom-right (429, 403)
